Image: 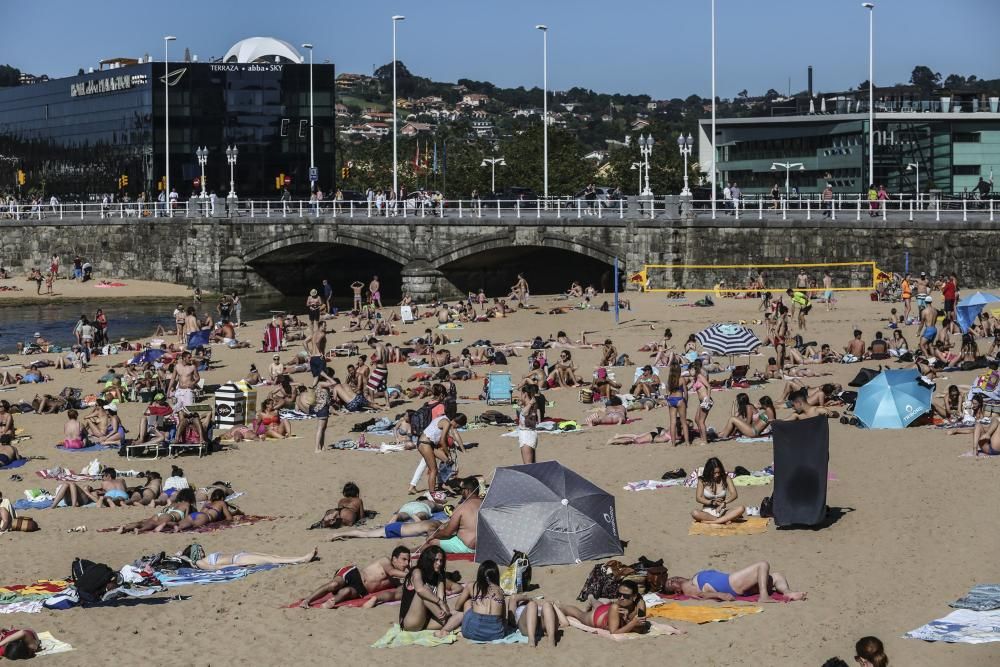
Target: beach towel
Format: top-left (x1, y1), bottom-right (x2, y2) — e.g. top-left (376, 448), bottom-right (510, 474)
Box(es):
top-left (14, 498), bottom-right (56, 511)
top-left (36, 631), bottom-right (74, 656)
top-left (154, 564), bottom-right (282, 588)
top-left (55, 443), bottom-right (117, 452)
top-left (437, 323), bottom-right (464, 330)
top-left (732, 474), bottom-right (772, 487)
top-left (688, 517), bottom-right (770, 536)
top-left (371, 624), bottom-right (458, 648)
top-left (36, 468), bottom-right (99, 482)
top-left (566, 617), bottom-right (683, 641)
top-left (951, 584), bottom-right (1000, 611)
top-left (0, 580), bottom-right (71, 614)
top-left (466, 631), bottom-right (529, 644)
top-left (0, 458), bottom-right (27, 470)
top-left (279, 409), bottom-right (315, 421)
top-left (98, 514), bottom-right (276, 534)
top-left (647, 602), bottom-right (762, 624)
top-left (905, 608), bottom-right (1000, 643)
top-left (735, 436), bottom-right (772, 443)
top-left (623, 479), bottom-right (686, 491)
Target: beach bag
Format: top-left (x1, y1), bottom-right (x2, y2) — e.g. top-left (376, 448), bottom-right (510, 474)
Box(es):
top-left (11, 516), bottom-right (38, 532)
top-left (579, 387), bottom-right (594, 403)
top-left (72, 558), bottom-right (117, 604)
top-left (500, 553), bottom-right (531, 595)
top-left (759, 496), bottom-right (774, 518)
top-left (576, 562), bottom-right (623, 602)
top-left (645, 566), bottom-right (669, 594)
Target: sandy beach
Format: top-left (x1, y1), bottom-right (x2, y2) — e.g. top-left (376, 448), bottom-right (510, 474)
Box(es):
top-left (1, 287), bottom-right (997, 667)
top-left (0, 276), bottom-right (193, 303)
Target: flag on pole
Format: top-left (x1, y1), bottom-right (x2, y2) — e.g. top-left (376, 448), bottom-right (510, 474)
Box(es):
top-left (432, 141), bottom-right (438, 175)
top-left (414, 140), bottom-right (420, 170)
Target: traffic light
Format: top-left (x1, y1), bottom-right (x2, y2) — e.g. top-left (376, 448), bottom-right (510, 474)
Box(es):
top-left (122, 175), bottom-right (128, 187)
top-left (157, 177), bottom-right (165, 192)
top-left (275, 173), bottom-right (284, 190)
top-left (16, 170), bottom-right (25, 186)
top-left (341, 166), bottom-right (350, 180)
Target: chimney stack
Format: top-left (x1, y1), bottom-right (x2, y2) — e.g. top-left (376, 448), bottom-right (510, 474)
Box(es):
top-left (808, 66), bottom-right (814, 98)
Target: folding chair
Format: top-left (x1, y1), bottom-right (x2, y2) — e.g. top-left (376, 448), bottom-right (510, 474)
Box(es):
top-left (486, 372), bottom-right (513, 405)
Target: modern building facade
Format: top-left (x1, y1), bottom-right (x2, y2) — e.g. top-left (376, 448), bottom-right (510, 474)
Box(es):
top-left (699, 103), bottom-right (1000, 197)
top-left (0, 38), bottom-right (336, 200)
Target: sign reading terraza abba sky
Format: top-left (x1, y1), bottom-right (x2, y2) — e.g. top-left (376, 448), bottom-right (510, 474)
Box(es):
top-left (70, 74), bottom-right (134, 97)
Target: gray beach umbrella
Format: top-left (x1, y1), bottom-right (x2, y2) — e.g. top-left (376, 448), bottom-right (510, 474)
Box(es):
top-left (475, 460), bottom-right (623, 566)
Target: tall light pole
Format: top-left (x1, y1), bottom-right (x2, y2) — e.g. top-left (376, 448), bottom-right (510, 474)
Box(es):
top-left (677, 133), bottom-right (693, 196)
top-left (391, 15), bottom-right (405, 199)
top-left (770, 162), bottom-right (805, 199)
top-left (906, 162), bottom-right (920, 208)
top-left (195, 146), bottom-right (208, 197)
top-left (164, 35), bottom-right (176, 217)
top-left (630, 161), bottom-right (643, 196)
top-left (536, 24), bottom-right (548, 202)
top-left (864, 2), bottom-right (875, 189)
top-left (226, 145), bottom-right (238, 199)
top-left (302, 43), bottom-right (315, 191)
top-left (638, 134), bottom-right (654, 196)
top-left (710, 0), bottom-right (717, 219)
top-left (481, 156), bottom-right (506, 193)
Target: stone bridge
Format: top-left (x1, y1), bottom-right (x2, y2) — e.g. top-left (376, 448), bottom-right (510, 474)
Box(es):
top-left (2, 215), bottom-right (999, 298)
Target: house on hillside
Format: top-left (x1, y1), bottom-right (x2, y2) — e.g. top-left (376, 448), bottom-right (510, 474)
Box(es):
top-left (362, 111), bottom-right (393, 122)
top-left (630, 119), bottom-right (650, 131)
top-left (336, 73), bottom-right (374, 91)
top-left (513, 107), bottom-right (542, 118)
top-left (471, 120), bottom-right (495, 138)
top-left (583, 150), bottom-right (609, 163)
top-left (601, 113), bottom-right (614, 122)
top-left (401, 122), bottom-right (434, 137)
top-left (334, 103), bottom-right (351, 118)
top-left (462, 93), bottom-right (490, 107)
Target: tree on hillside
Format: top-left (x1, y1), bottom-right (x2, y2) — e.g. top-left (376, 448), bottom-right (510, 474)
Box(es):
top-left (943, 73), bottom-right (967, 89)
top-left (910, 65), bottom-right (941, 94)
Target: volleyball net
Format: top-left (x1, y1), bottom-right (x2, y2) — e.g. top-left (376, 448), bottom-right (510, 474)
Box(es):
top-left (630, 261), bottom-right (892, 294)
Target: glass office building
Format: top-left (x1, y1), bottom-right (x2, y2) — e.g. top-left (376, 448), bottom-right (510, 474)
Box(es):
top-left (698, 109), bottom-right (1000, 197)
top-left (0, 56), bottom-right (336, 199)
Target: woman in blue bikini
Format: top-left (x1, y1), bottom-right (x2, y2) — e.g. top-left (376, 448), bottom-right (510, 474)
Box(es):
top-left (169, 488), bottom-right (241, 532)
top-left (663, 561), bottom-right (806, 602)
top-left (665, 360), bottom-right (690, 445)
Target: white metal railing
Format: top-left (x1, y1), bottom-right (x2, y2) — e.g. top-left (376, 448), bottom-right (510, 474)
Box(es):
top-left (0, 195), bottom-right (994, 222)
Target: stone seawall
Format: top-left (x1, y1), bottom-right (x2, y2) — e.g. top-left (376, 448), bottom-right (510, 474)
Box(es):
top-left (1, 216), bottom-right (997, 297)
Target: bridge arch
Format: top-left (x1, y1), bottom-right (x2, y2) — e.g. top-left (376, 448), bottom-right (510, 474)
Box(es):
top-left (431, 231), bottom-right (620, 269)
top-left (242, 230), bottom-right (410, 267)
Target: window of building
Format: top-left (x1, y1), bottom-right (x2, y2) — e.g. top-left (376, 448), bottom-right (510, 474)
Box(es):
top-left (952, 165), bottom-right (981, 176)
top-left (953, 132), bottom-right (980, 143)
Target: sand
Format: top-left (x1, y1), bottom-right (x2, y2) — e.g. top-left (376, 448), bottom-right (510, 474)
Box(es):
top-left (1, 288), bottom-right (998, 667)
top-left (0, 276), bottom-right (192, 303)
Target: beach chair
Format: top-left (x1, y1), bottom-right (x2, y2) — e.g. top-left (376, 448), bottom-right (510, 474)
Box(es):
top-left (169, 404), bottom-right (213, 458)
top-left (486, 372), bottom-right (513, 406)
top-left (400, 305), bottom-right (415, 324)
top-left (186, 329), bottom-right (211, 350)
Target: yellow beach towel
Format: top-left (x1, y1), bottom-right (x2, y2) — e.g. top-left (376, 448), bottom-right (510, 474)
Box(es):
top-left (648, 602), bottom-right (762, 624)
top-left (688, 517), bottom-right (769, 536)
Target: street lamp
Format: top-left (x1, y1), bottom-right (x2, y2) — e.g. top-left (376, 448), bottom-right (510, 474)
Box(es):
top-left (863, 2), bottom-right (875, 189)
top-left (536, 24), bottom-right (548, 203)
top-left (164, 35), bottom-right (176, 217)
top-left (710, 0), bottom-right (717, 219)
top-left (480, 156), bottom-right (506, 193)
top-left (195, 147), bottom-right (208, 198)
top-left (630, 161), bottom-right (643, 196)
top-left (391, 15), bottom-right (405, 199)
top-left (906, 162), bottom-right (920, 208)
top-left (301, 43), bottom-right (315, 190)
top-left (226, 145), bottom-right (238, 199)
top-left (770, 162), bottom-right (805, 200)
top-left (677, 133), bottom-right (693, 196)
top-left (638, 134), bottom-right (654, 196)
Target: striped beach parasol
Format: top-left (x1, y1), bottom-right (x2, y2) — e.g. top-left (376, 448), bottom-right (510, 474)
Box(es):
top-left (695, 323), bottom-right (761, 356)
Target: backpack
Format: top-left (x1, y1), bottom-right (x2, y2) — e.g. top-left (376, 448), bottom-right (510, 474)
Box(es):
top-left (409, 403), bottom-right (435, 435)
top-left (71, 558), bottom-right (117, 605)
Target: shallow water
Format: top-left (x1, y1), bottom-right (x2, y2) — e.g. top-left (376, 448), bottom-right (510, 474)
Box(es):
top-left (0, 295), bottom-right (307, 352)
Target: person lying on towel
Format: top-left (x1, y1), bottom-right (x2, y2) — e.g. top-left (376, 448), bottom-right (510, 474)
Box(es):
top-left (662, 561), bottom-right (807, 602)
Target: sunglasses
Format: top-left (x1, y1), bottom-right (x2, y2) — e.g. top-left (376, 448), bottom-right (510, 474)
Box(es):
top-left (616, 591), bottom-right (634, 599)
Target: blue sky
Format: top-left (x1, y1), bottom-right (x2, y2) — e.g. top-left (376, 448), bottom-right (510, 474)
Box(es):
top-left (3, 0), bottom-right (996, 98)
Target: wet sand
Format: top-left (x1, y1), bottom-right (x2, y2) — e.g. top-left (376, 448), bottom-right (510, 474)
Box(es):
top-left (1, 290), bottom-right (997, 666)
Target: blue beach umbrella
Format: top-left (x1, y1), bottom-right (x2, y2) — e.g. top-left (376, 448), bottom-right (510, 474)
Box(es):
top-left (956, 291), bottom-right (1000, 333)
top-left (853, 368), bottom-right (932, 429)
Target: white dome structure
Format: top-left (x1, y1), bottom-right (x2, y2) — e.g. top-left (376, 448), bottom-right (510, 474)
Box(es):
top-left (223, 37), bottom-right (303, 64)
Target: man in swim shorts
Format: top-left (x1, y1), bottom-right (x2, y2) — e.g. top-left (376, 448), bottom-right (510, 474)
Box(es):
top-left (917, 295), bottom-right (939, 357)
top-left (95, 467), bottom-right (131, 507)
top-left (299, 546), bottom-right (411, 608)
top-left (426, 477), bottom-right (481, 554)
top-left (325, 518), bottom-right (441, 541)
top-left (662, 561), bottom-right (807, 603)
top-left (168, 351), bottom-right (199, 412)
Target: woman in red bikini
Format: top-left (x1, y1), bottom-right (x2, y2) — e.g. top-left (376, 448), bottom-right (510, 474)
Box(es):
top-left (554, 581), bottom-right (649, 635)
